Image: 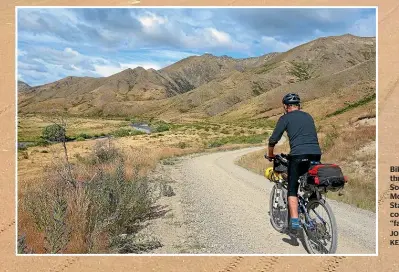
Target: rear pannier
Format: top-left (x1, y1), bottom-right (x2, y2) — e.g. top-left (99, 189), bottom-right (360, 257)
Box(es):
top-left (307, 164), bottom-right (347, 192)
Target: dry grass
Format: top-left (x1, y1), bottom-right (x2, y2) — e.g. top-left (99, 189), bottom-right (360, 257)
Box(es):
top-left (18, 140), bottom-right (165, 254)
top-left (18, 118), bottom-right (272, 253)
top-left (236, 125), bottom-right (376, 211)
top-left (18, 115), bottom-right (131, 142)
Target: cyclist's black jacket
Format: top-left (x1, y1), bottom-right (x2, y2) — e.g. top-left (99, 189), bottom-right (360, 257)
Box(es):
top-left (268, 110), bottom-right (321, 156)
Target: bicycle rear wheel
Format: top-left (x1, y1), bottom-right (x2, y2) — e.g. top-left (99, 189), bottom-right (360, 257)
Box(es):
top-left (269, 184), bottom-right (288, 233)
top-left (303, 199), bottom-right (338, 254)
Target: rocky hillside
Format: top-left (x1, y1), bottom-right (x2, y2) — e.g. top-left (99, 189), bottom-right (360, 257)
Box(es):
top-left (18, 34), bottom-right (375, 121)
top-left (18, 81), bottom-right (31, 92)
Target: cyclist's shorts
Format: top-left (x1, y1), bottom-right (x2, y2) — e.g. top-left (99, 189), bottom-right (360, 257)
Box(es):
top-left (287, 154), bottom-right (321, 197)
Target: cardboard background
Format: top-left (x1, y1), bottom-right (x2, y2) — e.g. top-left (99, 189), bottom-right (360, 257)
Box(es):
top-left (2, 0), bottom-right (396, 271)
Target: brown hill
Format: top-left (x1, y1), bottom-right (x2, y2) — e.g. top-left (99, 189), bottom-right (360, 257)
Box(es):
top-left (18, 34), bottom-right (375, 120)
top-left (157, 34), bottom-right (375, 121)
top-left (18, 52), bottom-right (278, 115)
top-left (18, 81), bottom-right (31, 92)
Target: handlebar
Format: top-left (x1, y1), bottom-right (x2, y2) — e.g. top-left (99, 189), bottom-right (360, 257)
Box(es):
top-left (264, 153), bottom-right (289, 164)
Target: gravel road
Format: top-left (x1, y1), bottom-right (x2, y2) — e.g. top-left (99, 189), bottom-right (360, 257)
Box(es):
top-left (150, 147), bottom-right (376, 254)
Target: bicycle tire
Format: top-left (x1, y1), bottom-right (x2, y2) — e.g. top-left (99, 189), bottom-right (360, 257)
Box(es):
top-left (303, 199), bottom-right (338, 254)
top-left (269, 184), bottom-right (288, 233)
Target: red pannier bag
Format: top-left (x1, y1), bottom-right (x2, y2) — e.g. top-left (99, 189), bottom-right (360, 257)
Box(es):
top-left (307, 164), bottom-right (347, 192)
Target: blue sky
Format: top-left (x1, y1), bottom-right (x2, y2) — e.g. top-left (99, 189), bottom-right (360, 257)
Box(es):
top-left (17, 8), bottom-right (376, 86)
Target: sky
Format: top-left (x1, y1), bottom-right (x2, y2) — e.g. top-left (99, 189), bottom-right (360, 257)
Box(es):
top-left (17, 8), bottom-right (376, 86)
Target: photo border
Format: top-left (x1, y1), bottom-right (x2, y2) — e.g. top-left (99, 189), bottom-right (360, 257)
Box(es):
top-left (15, 5), bottom-right (379, 257)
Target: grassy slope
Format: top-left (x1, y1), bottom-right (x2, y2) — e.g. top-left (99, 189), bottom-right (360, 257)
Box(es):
top-left (236, 97), bottom-right (376, 211)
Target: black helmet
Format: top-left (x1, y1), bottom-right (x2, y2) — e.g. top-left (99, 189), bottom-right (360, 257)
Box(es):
top-left (282, 93), bottom-right (300, 105)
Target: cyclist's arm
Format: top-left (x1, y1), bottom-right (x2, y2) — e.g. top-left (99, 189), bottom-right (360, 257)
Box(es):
top-left (268, 116), bottom-right (287, 157)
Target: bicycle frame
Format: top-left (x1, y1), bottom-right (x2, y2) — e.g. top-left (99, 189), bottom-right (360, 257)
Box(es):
top-left (273, 171), bottom-right (327, 232)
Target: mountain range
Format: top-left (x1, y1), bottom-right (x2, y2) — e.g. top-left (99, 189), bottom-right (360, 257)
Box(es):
top-left (18, 34), bottom-right (376, 122)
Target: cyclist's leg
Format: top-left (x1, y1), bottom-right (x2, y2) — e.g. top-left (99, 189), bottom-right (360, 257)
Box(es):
top-left (288, 155), bottom-right (314, 229)
top-left (287, 157), bottom-right (300, 225)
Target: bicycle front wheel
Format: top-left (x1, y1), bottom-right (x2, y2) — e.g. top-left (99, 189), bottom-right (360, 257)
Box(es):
top-left (303, 199), bottom-right (338, 254)
top-left (269, 184), bottom-right (288, 233)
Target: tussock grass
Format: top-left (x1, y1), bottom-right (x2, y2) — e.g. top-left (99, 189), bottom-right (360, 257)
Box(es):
top-left (236, 125), bottom-right (376, 211)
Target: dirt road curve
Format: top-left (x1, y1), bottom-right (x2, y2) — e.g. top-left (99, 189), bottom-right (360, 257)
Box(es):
top-left (164, 147), bottom-right (376, 254)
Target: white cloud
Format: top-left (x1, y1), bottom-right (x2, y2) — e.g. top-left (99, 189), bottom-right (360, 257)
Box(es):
top-left (181, 27), bottom-right (247, 51)
top-left (261, 36), bottom-right (302, 52)
top-left (148, 50), bottom-right (198, 59)
top-left (71, 64), bottom-right (80, 71)
top-left (64, 47), bottom-right (79, 56)
top-left (207, 28), bottom-right (232, 45)
top-left (138, 12), bottom-right (167, 32)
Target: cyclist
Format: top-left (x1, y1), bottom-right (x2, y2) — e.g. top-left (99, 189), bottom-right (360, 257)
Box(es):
top-left (267, 93), bottom-right (321, 233)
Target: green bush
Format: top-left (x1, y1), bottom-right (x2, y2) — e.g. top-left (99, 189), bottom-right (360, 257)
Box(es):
top-left (77, 133), bottom-right (91, 139)
top-left (36, 138), bottom-right (50, 147)
top-left (111, 128), bottom-right (145, 138)
top-left (326, 93), bottom-right (376, 118)
top-left (155, 124), bottom-right (170, 132)
top-left (288, 61), bottom-right (312, 81)
top-left (76, 137), bottom-right (85, 142)
top-left (208, 140), bottom-right (224, 148)
top-left (23, 185), bottom-right (70, 253)
top-left (207, 132), bottom-right (268, 148)
top-left (42, 124), bottom-right (66, 142)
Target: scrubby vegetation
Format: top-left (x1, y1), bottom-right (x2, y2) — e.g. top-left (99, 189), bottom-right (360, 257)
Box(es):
top-left (326, 93), bottom-right (376, 117)
top-left (236, 124), bottom-right (376, 211)
top-left (18, 140), bottom-right (165, 254)
top-left (288, 61), bottom-right (313, 81)
top-left (207, 132), bottom-right (269, 148)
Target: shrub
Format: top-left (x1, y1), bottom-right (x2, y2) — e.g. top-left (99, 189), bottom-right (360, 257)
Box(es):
top-left (23, 184), bottom-right (70, 253)
top-left (111, 128), bottom-right (145, 138)
top-left (322, 128), bottom-right (339, 152)
top-left (77, 133), bottom-right (91, 139)
top-left (207, 132), bottom-right (268, 148)
top-left (91, 141), bottom-right (120, 164)
top-left (36, 138), bottom-right (50, 147)
top-left (21, 151), bottom-right (29, 159)
top-left (177, 142), bottom-right (188, 149)
top-left (326, 93), bottom-right (376, 118)
top-left (21, 142), bottom-right (161, 254)
top-left (76, 137), bottom-right (85, 142)
top-left (208, 140), bottom-right (224, 148)
top-left (17, 235), bottom-right (33, 254)
top-left (288, 61), bottom-right (312, 81)
top-left (42, 124), bottom-right (66, 142)
top-left (155, 124), bottom-right (170, 133)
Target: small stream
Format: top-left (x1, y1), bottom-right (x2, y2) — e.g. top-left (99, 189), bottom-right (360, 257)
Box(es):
top-left (130, 123), bottom-right (152, 134)
top-left (18, 123), bottom-right (151, 149)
